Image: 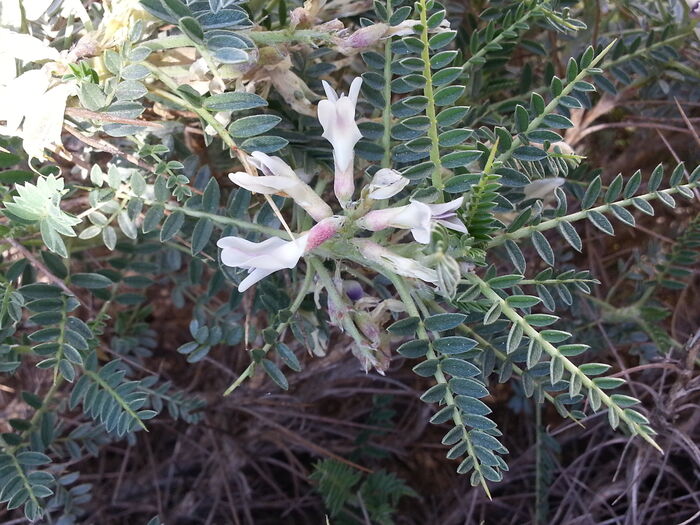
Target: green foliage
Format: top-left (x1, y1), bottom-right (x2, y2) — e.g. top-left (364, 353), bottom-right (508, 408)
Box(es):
top-left (310, 459), bottom-right (415, 524)
top-left (1, 0), bottom-right (698, 521)
top-left (3, 176), bottom-right (80, 257)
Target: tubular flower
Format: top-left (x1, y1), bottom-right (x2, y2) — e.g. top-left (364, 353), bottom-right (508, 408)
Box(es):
top-left (228, 151), bottom-right (333, 222)
top-left (354, 240), bottom-right (438, 284)
top-left (366, 168), bottom-right (410, 200)
top-left (317, 77), bottom-right (363, 208)
top-left (218, 216), bottom-right (345, 292)
top-left (357, 197), bottom-right (467, 244)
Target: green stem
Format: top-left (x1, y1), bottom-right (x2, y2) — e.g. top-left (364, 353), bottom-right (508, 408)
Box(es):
top-left (385, 270), bottom-right (491, 496)
top-left (309, 257), bottom-right (368, 348)
top-left (381, 0), bottom-right (394, 169)
top-left (488, 181), bottom-right (699, 248)
top-left (146, 65), bottom-right (296, 239)
top-left (604, 30), bottom-right (692, 70)
top-left (163, 201), bottom-right (286, 238)
top-left (466, 273), bottom-right (661, 452)
top-left (496, 40), bottom-right (616, 165)
top-left (83, 369), bottom-right (148, 431)
top-left (8, 453), bottom-right (41, 512)
top-left (223, 264), bottom-right (314, 395)
top-left (52, 297), bottom-right (68, 384)
top-left (462, 4), bottom-right (537, 73)
top-left (143, 30), bottom-right (334, 52)
top-left (518, 278), bottom-right (599, 286)
top-left (418, 0), bottom-right (444, 194)
top-left (426, 300), bottom-right (581, 424)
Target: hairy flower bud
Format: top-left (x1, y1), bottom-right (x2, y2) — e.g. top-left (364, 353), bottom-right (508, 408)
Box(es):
top-left (335, 24), bottom-right (388, 54)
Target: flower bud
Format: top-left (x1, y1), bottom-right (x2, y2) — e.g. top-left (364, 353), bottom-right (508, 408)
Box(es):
top-left (366, 168), bottom-right (410, 200)
top-left (353, 240), bottom-right (438, 284)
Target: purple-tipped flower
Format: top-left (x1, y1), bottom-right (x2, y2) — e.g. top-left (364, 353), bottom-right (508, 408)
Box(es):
top-left (344, 280), bottom-right (364, 301)
top-left (357, 197), bottom-right (467, 244)
top-left (317, 77), bottom-right (363, 208)
top-left (217, 216), bottom-right (345, 292)
top-left (427, 197), bottom-right (469, 236)
top-left (689, 1), bottom-right (700, 17)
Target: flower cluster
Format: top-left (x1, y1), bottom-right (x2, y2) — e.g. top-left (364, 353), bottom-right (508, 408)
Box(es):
top-left (218, 77), bottom-right (468, 292)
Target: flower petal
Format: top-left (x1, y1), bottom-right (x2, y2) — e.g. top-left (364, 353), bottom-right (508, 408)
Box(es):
top-left (238, 266), bottom-right (276, 292)
top-left (437, 217), bottom-right (468, 234)
top-left (348, 77), bottom-right (363, 104)
top-left (228, 172), bottom-right (297, 194)
top-left (21, 82), bottom-right (75, 160)
top-left (426, 197), bottom-right (464, 218)
top-left (321, 80), bottom-right (338, 102)
top-left (367, 168), bottom-right (409, 199)
top-left (394, 200), bottom-right (432, 231)
top-left (250, 151), bottom-right (298, 180)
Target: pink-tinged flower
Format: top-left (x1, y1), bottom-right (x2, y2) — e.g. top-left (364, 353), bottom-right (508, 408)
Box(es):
top-left (335, 24), bottom-right (389, 54)
top-left (357, 197), bottom-right (467, 244)
top-left (366, 168), bottom-right (410, 200)
top-left (218, 216), bottom-right (344, 292)
top-left (228, 151), bottom-right (332, 222)
top-left (354, 240), bottom-right (438, 284)
top-left (317, 77), bottom-right (363, 208)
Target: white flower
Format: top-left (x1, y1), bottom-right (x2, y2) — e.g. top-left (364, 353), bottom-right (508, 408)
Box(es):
top-left (523, 177), bottom-right (566, 201)
top-left (0, 29), bottom-right (75, 160)
top-left (317, 77), bottom-right (363, 208)
top-left (0, 0), bottom-right (23, 29)
top-left (0, 28), bottom-right (60, 84)
top-left (427, 198), bottom-right (469, 235)
top-left (357, 197), bottom-right (467, 244)
top-left (23, 0), bottom-right (54, 20)
top-left (218, 235), bottom-right (307, 292)
top-left (0, 69), bottom-right (75, 160)
top-left (353, 240), bottom-right (437, 284)
top-left (228, 152), bottom-right (333, 222)
top-left (218, 216), bottom-right (344, 292)
top-left (366, 168), bottom-right (410, 200)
